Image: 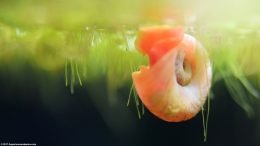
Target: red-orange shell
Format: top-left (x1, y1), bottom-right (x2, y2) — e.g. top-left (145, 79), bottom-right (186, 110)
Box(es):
top-left (132, 26), bottom-right (212, 122)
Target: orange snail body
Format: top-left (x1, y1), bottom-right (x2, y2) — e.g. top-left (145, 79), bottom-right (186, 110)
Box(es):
top-left (132, 25), bottom-right (212, 122)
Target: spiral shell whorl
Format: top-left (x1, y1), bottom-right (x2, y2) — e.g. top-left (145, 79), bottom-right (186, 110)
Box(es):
top-left (132, 26), bottom-right (212, 122)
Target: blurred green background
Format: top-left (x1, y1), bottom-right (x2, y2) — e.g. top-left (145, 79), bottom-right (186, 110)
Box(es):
top-left (0, 0), bottom-right (260, 145)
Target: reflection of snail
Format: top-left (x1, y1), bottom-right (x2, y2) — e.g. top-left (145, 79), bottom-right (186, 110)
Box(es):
top-left (132, 25), bottom-right (212, 122)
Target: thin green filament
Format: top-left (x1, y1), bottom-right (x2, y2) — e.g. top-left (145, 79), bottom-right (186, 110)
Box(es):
top-left (201, 54), bottom-right (211, 142)
top-left (65, 59), bottom-right (68, 87)
top-left (201, 107), bottom-right (206, 138)
top-left (70, 60), bottom-right (75, 94)
top-left (141, 101), bottom-right (145, 115)
top-left (205, 92), bottom-right (211, 141)
top-left (76, 63), bottom-right (83, 86)
top-left (127, 83), bottom-right (134, 107)
top-left (127, 81), bottom-right (144, 119)
top-left (134, 87), bottom-right (141, 119)
top-left (133, 87), bottom-right (139, 106)
top-left (127, 61), bottom-right (144, 119)
top-left (65, 59), bottom-right (85, 94)
top-left (201, 93), bottom-right (211, 142)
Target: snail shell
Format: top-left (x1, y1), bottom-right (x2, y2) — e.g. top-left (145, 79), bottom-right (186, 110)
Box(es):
top-left (132, 26), bottom-right (212, 122)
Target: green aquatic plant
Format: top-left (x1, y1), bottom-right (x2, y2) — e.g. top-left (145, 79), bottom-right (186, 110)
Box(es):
top-left (0, 0), bottom-right (260, 143)
top-left (0, 21), bottom-right (259, 115)
top-left (195, 27), bottom-right (260, 117)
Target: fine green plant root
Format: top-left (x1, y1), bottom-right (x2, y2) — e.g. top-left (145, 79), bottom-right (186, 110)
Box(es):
top-left (65, 59), bottom-right (69, 87)
top-left (76, 62), bottom-right (83, 86)
top-left (65, 58), bottom-right (83, 94)
top-left (127, 82), bottom-right (145, 119)
top-left (127, 83), bottom-right (134, 107)
top-left (201, 92), bottom-right (211, 142)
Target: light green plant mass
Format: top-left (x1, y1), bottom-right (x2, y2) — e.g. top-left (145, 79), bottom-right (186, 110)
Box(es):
top-left (0, 1), bottom-right (260, 141)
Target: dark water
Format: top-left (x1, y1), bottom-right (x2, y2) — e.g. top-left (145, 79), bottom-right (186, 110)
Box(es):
top-left (0, 63), bottom-right (259, 146)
